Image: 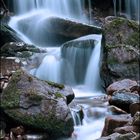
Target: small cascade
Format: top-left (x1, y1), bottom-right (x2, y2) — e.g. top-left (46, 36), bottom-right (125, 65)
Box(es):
top-left (85, 35), bottom-right (102, 91)
top-left (71, 109), bottom-right (82, 126)
top-left (61, 37), bottom-right (94, 84)
top-left (34, 48), bottom-right (62, 83)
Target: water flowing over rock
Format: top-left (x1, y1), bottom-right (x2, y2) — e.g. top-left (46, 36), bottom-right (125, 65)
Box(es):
top-left (130, 103), bottom-right (140, 117)
top-left (101, 17), bottom-right (139, 87)
top-left (12, 16), bottom-right (102, 46)
top-left (34, 34), bottom-right (102, 89)
top-left (0, 69), bottom-right (74, 138)
top-left (61, 35), bottom-right (95, 84)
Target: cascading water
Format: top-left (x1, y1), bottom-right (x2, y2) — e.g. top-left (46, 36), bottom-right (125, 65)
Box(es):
top-left (13, 0), bottom-right (86, 21)
top-left (9, 0), bottom-right (107, 140)
top-left (85, 35), bottom-right (102, 91)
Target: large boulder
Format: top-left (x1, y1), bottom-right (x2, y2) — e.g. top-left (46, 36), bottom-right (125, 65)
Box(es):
top-left (101, 114), bottom-right (132, 136)
top-left (101, 17), bottom-right (139, 87)
top-left (17, 15), bottom-right (102, 46)
top-left (0, 24), bottom-right (22, 47)
top-left (107, 79), bottom-right (138, 95)
top-left (109, 91), bottom-right (140, 112)
top-left (0, 69), bottom-right (74, 138)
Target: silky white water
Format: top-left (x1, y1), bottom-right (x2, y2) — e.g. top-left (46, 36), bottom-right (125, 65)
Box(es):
top-left (13, 0), bottom-right (87, 22)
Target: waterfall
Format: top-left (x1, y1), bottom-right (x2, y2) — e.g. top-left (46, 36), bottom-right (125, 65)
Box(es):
top-left (9, 1), bottom-right (105, 139)
top-left (12, 0), bottom-right (87, 21)
top-left (85, 35), bottom-right (102, 91)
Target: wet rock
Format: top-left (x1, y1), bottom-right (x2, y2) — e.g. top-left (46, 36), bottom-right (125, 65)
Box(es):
top-left (101, 17), bottom-right (139, 87)
top-left (0, 24), bottom-right (22, 47)
top-left (130, 83), bottom-right (140, 94)
top-left (114, 126), bottom-right (140, 134)
top-left (108, 105), bottom-right (127, 115)
top-left (96, 133), bottom-right (121, 140)
top-left (102, 114), bottom-right (132, 136)
top-left (98, 133), bottom-right (140, 140)
top-left (1, 42), bottom-right (45, 57)
top-left (17, 16), bottom-right (102, 46)
top-left (130, 103), bottom-right (140, 117)
top-left (0, 69), bottom-right (74, 138)
top-left (115, 133), bottom-right (140, 140)
top-left (109, 91), bottom-right (140, 112)
top-left (132, 112), bottom-right (140, 126)
top-left (107, 79), bottom-right (138, 95)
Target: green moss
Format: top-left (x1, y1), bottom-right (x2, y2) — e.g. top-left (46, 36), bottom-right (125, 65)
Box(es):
top-left (126, 32), bottom-right (139, 47)
top-left (28, 76), bottom-right (33, 82)
top-left (1, 70), bottom-right (23, 109)
top-left (111, 18), bottom-right (125, 27)
top-left (25, 88), bottom-right (42, 102)
top-left (29, 94), bottom-right (42, 102)
top-left (5, 110), bottom-right (67, 136)
top-left (19, 51), bottom-right (33, 58)
top-left (47, 81), bottom-right (64, 89)
top-left (106, 44), bottom-right (117, 49)
top-left (107, 58), bottom-right (119, 64)
top-left (127, 20), bottom-right (139, 31)
top-left (55, 92), bottom-right (64, 99)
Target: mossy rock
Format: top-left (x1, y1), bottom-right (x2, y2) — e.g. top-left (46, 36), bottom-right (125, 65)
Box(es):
top-left (1, 42), bottom-right (43, 57)
top-left (104, 17), bottom-right (139, 47)
top-left (0, 69), bottom-right (74, 137)
top-left (101, 17), bottom-right (139, 87)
